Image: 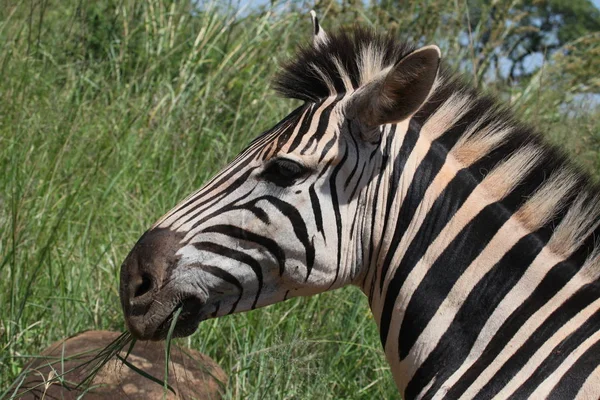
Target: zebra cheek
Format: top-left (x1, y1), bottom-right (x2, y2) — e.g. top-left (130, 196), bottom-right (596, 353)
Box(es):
top-left (281, 263), bottom-right (305, 289)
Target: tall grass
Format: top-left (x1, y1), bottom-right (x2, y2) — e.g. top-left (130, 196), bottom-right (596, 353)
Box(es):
top-left (0, 1), bottom-right (598, 398)
top-left (0, 1), bottom-right (396, 398)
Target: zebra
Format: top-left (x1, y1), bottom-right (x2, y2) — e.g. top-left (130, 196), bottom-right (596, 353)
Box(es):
top-left (119, 12), bottom-right (600, 399)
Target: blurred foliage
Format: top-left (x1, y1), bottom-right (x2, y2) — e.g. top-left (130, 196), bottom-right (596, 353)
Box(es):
top-left (553, 32), bottom-right (600, 93)
top-left (464, 0), bottom-right (600, 80)
top-left (311, 0), bottom-right (600, 90)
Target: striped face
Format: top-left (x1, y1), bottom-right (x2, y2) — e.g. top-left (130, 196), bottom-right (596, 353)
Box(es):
top-left (119, 16), bottom-right (441, 341)
top-left (119, 97), bottom-right (382, 340)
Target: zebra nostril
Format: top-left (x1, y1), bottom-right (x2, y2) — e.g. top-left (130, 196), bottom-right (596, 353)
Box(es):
top-left (133, 273), bottom-right (154, 298)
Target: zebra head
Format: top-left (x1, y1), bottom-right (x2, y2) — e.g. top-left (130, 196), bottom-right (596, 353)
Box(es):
top-left (119, 14), bottom-right (440, 340)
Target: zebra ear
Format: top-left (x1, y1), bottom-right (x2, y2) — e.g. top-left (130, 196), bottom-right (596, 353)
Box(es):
top-left (310, 10), bottom-right (329, 47)
top-left (348, 45), bottom-right (441, 140)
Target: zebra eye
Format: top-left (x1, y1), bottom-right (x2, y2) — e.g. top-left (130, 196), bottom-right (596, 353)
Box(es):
top-left (261, 158), bottom-right (307, 186)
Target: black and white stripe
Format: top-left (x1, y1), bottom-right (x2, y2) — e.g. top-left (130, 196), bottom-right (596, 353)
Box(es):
top-left (121, 16), bottom-right (600, 399)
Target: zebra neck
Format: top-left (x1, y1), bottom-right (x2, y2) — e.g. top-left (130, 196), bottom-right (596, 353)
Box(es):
top-left (357, 118), bottom-right (600, 398)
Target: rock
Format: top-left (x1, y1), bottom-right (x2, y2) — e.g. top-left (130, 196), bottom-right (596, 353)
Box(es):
top-left (12, 330), bottom-right (226, 399)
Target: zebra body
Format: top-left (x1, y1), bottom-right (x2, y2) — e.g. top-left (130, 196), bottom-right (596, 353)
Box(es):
top-left (119, 14), bottom-right (600, 399)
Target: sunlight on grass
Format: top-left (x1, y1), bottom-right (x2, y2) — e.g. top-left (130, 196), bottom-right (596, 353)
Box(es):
top-left (1, 1), bottom-right (598, 399)
top-left (0, 1), bottom-right (396, 398)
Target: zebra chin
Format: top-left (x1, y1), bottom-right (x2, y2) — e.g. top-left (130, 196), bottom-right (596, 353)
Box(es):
top-left (126, 294), bottom-right (207, 341)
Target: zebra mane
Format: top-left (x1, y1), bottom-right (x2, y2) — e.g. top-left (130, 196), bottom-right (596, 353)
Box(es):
top-left (274, 27), bottom-right (416, 101)
top-left (275, 27), bottom-right (600, 263)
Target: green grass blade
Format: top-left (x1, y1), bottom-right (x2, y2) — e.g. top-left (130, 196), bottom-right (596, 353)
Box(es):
top-left (164, 305), bottom-right (183, 399)
top-left (115, 354), bottom-right (176, 395)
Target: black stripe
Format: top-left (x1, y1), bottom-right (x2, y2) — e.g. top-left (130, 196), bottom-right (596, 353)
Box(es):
top-left (186, 189), bottom-right (258, 234)
top-left (356, 190), bottom-right (369, 281)
top-left (447, 256), bottom-right (583, 398)
top-left (200, 264), bottom-right (243, 291)
top-left (318, 133), bottom-right (337, 163)
top-left (312, 97), bottom-right (341, 141)
top-left (344, 124), bottom-right (360, 189)
top-left (203, 224), bottom-right (286, 275)
top-left (170, 187), bottom-right (228, 226)
top-left (349, 199), bottom-right (360, 240)
top-left (377, 128), bottom-right (439, 293)
top-left (248, 104), bottom-right (304, 148)
top-left (169, 155), bottom-right (257, 225)
top-left (379, 165), bottom-right (478, 347)
top-left (309, 183), bottom-right (324, 238)
top-left (312, 15), bottom-right (320, 35)
top-left (474, 280), bottom-right (600, 399)
top-left (348, 163), bottom-right (366, 204)
top-left (510, 306), bottom-right (600, 398)
top-left (547, 336), bottom-right (600, 399)
top-left (408, 232), bottom-right (546, 399)
top-left (175, 168), bottom-right (256, 228)
top-left (327, 145), bottom-right (349, 288)
top-left (300, 136), bottom-right (316, 155)
top-left (199, 264), bottom-right (243, 314)
top-left (259, 196), bottom-right (315, 280)
top-left (268, 105), bottom-right (305, 153)
top-left (291, 99), bottom-right (337, 154)
top-left (193, 241), bottom-right (263, 309)
top-left (364, 130), bottom-right (394, 303)
top-left (256, 141), bottom-right (275, 162)
top-left (399, 201), bottom-right (513, 361)
top-left (287, 104), bottom-right (316, 152)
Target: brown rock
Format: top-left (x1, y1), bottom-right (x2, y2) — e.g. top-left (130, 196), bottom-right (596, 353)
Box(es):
top-left (11, 330), bottom-right (226, 399)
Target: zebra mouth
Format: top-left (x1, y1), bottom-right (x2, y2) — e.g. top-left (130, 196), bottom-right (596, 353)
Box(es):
top-left (151, 296), bottom-right (205, 340)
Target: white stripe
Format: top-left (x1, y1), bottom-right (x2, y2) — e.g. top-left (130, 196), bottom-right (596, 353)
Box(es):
top-left (492, 297), bottom-right (600, 399)
top-left (574, 363), bottom-right (600, 400)
top-left (530, 332), bottom-right (600, 399)
top-left (458, 254), bottom-right (600, 398)
top-left (413, 217), bottom-right (531, 399)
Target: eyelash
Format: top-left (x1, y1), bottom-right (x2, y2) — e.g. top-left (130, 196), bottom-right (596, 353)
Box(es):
top-left (260, 158), bottom-right (308, 187)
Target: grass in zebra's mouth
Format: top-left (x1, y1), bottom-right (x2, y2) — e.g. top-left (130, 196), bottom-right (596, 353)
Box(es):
top-left (151, 296), bottom-right (205, 341)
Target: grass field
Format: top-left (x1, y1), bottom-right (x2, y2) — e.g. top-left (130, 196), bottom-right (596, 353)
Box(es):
top-left (1, 1), bottom-right (599, 399)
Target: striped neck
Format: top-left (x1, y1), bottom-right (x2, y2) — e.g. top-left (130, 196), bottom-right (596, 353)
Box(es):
top-left (355, 100), bottom-right (600, 398)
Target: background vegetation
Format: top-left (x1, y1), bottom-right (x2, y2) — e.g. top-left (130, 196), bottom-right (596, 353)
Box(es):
top-left (1, 0), bottom-right (599, 398)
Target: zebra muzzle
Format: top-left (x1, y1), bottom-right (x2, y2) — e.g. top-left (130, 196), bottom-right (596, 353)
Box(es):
top-left (119, 227), bottom-right (199, 340)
